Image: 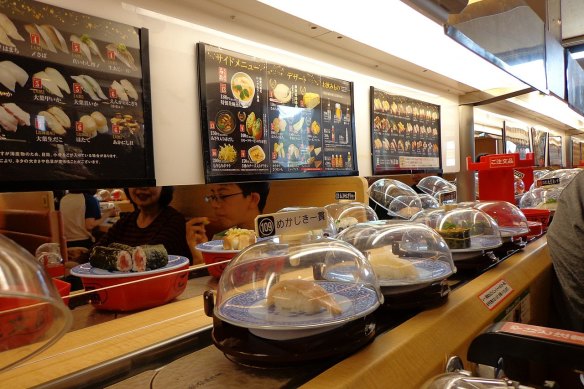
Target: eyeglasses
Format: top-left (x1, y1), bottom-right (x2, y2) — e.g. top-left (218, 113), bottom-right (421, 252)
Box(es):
top-left (204, 192), bottom-right (243, 203)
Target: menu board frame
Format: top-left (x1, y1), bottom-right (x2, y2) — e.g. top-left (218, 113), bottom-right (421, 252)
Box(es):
top-left (369, 87), bottom-right (442, 175)
top-left (0, 1), bottom-right (155, 192)
top-left (197, 43), bottom-right (358, 184)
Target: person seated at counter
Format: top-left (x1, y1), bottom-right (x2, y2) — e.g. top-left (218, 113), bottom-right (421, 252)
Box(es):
top-left (95, 186), bottom-right (193, 263)
top-left (186, 181), bottom-right (270, 263)
top-left (61, 189), bottom-right (115, 250)
top-left (546, 170), bottom-right (584, 332)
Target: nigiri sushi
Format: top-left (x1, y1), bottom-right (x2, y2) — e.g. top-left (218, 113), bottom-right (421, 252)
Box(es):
top-left (79, 114), bottom-right (97, 138)
top-left (0, 13), bottom-right (24, 41)
top-left (33, 71), bottom-right (63, 97)
top-left (47, 106), bottom-right (70, 129)
top-left (71, 75), bottom-right (100, 101)
top-left (40, 25), bottom-right (68, 53)
top-left (0, 61), bottom-right (28, 87)
top-left (37, 111), bottom-right (65, 135)
top-left (110, 80), bottom-right (128, 101)
top-left (44, 67), bottom-right (70, 94)
top-left (81, 34), bottom-right (104, 62)
top-left (3, 103), bottom-right (30, 126)
top-left (91, 111), bottom-right (108, 133)
top-left (0, 66), bottom-right (16, 91)
top-left (0, 24), bottom-right (15, 47)
top-left (81, 74), bottom-right (107, 99)
top-left (106, 43), bottom-right (137, 70)
top-left (24, 25), bottom-right (49, 51)
top-left (70, 34), bottom-right (92, 62)
top-left (34, 23), bottom-right (56, 53)
top-left (120, 79), bottom-right (138, 100)
top-left (0, 106), bottom-right (18, 132)
top-left (267, 279), bottom-right (342, 316)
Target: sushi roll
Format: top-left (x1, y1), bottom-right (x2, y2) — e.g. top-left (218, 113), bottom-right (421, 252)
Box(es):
top-left (132, 244), bottom-right (168, 272)
top-left (108, 242), bottom-right (134, 252)
top-left (89, 246), bottom-right (133, 272)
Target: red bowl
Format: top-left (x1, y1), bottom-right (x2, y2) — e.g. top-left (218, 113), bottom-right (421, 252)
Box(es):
top-left (52, 278), bottom-right (71, 305)
top-left (521, 208), bottom-right (551, 231)
top-left (71, 256), bottom-right (189, 312)
top-left (197, 240), bottom-right (239, 278)
top-left (0, 296), bottom-right (54, 351)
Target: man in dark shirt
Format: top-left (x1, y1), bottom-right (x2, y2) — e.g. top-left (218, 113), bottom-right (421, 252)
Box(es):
top-left (546, 171), bottom-right (584, 332)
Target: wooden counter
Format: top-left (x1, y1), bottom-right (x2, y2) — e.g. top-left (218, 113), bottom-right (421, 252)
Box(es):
top-left (0, 238), bottom-right (552, 388)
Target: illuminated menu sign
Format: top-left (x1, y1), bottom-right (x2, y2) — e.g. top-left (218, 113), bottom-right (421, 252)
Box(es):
top-left (0, 0), bottom-right (154, 191)
top-left (197, 43), bottom-right (357, 183)
top-left (370, 87), bottom-right (441, 174)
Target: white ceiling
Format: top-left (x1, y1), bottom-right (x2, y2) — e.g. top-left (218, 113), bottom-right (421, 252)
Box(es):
top-left (172, 0), bottom-right (583, 131)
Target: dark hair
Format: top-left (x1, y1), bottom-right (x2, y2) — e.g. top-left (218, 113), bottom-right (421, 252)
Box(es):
top-left (124, 186), bottom-right (174, 208)
top-left (236, 181), bottom-right (270, 212)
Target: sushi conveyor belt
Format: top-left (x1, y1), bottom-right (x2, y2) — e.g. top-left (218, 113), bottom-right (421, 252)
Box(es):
top-left (49, 241), bottom-right (530, 389)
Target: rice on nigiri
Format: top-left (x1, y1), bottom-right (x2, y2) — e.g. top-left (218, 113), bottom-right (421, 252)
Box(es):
top-left (45, 67), bottom-right (70, 94)
top-left (0, 106), bottom-right (18, 132)
top-left (33, 71), bottom-right (63, 97)
top-left (0, 13), bottom-right (23, 41)
top-left (3, 103), bottom-right (30, 126)
top-left (0, 61), bottom-right (28, 87)
top-left (0, 66), bottom-right (16, 91)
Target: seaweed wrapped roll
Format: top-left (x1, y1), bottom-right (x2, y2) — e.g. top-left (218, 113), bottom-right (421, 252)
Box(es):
top-left (89, 246), bottom-right (133, 272)
top-left (132, 244), bottom-right (168, 272)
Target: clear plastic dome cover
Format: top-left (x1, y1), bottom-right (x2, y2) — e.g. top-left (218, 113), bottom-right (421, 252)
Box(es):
top-left (519, 187), bottom-right (563, 211)
top-left (416, 176), bottom-right (456, 197)
top-left (418, 194), bottom-right (439, 210)
top-left (35, 242), bottom-right (63, 268)
top-left (532, 169), bottom-right (550, 181)
top-left (529, 168), bottom-right (581, 191)
top-left (324, 202), bottom-right (378, 233)
top-left (474, 201), bottom-right (529, 237)
top-left (337, 222), bottom-right (455, 287)
top-left (0, 234), bottom-right (72, 372)
top-left (214, 238), bottom-right (382, 339)
top-left (368, 179), bottom-right (422, 219)
top-left (412, 208), bottom-right (502, 252)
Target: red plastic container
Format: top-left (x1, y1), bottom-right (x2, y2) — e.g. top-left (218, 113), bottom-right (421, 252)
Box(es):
top-left (197, 240), bottom-right (239, 278)
top-left (71, 256), bottom-right (190, 311)
top-left (52, 278), bottom-right (71, 305)
top-left (521, 208), bottom-right (551, 231)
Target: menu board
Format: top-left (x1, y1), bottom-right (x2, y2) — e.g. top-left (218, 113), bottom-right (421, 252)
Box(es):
top-left (504, 124), bottom-right (530, 159)
top-left (531, 127), bottom-right (547, 167)
top-left (572, 138), bottom-right (582, 167)
top-left (548, 135), bottom-right (562, 167)
top-left (370, 87), bottom-right (441, 174)
top-left (0, 0), bottom-right (154, 191)
top-left (197, 43), bottom-right (357, 183)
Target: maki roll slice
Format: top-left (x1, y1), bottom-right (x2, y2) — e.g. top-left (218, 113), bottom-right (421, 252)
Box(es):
top-left (132, 244), bottom-right (168, 272)
top-left (89, 246), bottom-right (133, 272)
top-left (108, 242), bottom-right (134, 252)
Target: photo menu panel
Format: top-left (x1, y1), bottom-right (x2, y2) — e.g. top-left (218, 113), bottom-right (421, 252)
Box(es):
top-left (370, 87), bottom-right (441, 174)
top-left (198, 43), bottom-right (357, 183)
top-left (0, 0), bottom-right (154, 190)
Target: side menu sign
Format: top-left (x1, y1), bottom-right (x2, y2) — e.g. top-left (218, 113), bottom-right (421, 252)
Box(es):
top-left (370, 87), bottom-right (441, 174)
top-left (0, 0), bottom-right (154, 190)
top-left (198, 43), bottom-right (358, 183)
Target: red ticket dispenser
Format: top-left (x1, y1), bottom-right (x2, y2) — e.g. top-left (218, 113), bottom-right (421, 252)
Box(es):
top-left (467, 153), bottom-right (534, 203)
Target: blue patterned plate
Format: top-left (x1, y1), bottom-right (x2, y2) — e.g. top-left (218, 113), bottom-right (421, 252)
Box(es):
top-left (449, 235), bottom-right (502, 253)
top-left (70, 255), bottom-right (189, 278)
top-left (217, 281), bottom-right (379, 330)
top-left (376, 259), bottom-right (454, 287)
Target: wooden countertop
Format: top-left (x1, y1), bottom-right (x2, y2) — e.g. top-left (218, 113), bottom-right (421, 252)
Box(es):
top-left (0, 238), bottom-right (552, 388)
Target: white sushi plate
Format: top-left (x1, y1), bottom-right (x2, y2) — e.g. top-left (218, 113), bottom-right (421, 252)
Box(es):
top-left (70, 255), bottom-right (189, 278)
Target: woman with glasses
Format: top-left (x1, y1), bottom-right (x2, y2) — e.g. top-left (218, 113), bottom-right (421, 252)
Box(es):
top-left (95, 186), bottom-right (194, 263)
top-left (186, 181), bottom-right (270, 262)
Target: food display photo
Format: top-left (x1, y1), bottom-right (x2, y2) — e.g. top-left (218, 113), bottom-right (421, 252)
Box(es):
top-left (370, 87), bottom-right (441, 174)
top-left (198, 43), bottom-right (357, 183)
top-left (0, 0), bottom-right (150, 188)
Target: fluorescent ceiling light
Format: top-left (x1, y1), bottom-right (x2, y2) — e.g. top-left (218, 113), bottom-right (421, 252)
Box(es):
top-left (257, 0), bottom-right (528, 92)
top-left (508, 92), bottom-right (584, 129)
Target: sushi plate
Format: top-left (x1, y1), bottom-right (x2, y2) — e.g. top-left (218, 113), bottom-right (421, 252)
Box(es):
top-left (377, 259), bottom-right (454, 287)
top-left (70, 255), bottom-right (189, 278)
top-left (196, 240), bottom-right (240, 254)
top-left (448, 235), bottom-right (502, 253)
top-left (216, 281), bottom-right (379, 332)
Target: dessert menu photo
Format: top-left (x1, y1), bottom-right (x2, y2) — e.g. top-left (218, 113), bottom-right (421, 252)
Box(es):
top-left (0, 0), bottom-right (154, 190)
top-left (370, 87), bottom-right (441, 174)
top-left (197, 43), bottom-right (357, 183)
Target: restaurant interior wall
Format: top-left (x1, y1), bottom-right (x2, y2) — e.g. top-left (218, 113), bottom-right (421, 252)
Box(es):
top-left (35, 0), bottom-right (461, 186)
